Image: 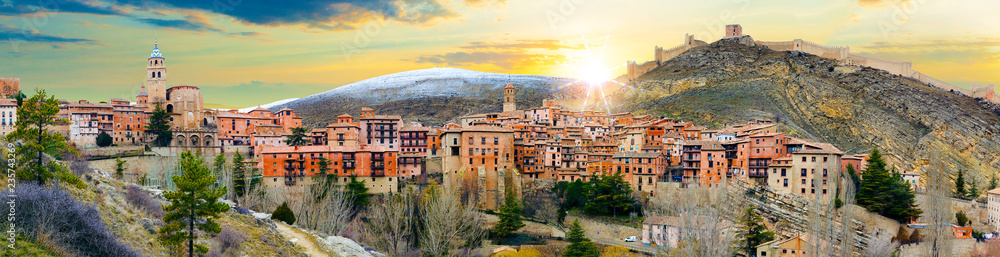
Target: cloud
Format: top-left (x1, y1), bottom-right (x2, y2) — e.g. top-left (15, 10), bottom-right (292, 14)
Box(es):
top-left (414, 51), bottom-right (566, 69)
top-left (464, 0), bottom-right (507, 8)
top-left (859, 38), bottom-right (1000, 63)
top-left (460, 39), bottom-right (584, 51)
top-left (114, 0), bottom-right (459, 31)
top-left (0, 24), bottom-right (97, 44)
top-left (0, 0), bottom-right (125, 16)
top-left (135, 10), bottom-right (221, 32)
top-left (228, 31), bottom-right (266, 37)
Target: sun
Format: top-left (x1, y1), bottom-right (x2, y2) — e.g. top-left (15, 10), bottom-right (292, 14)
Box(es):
top-left (580, 61), bottom-right (611, 86)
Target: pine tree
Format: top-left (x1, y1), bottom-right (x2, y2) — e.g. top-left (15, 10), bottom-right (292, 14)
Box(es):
top-left (284, 127), bottom-right (310, 146)
top-left (493, 190), bottom-right (525, 239)
top-left (146, 104), bottom-right (173, 147)
top-left (114, 157), bottom-right (127, 180)
top-left (564, 219), bottom-right (599, 257)
top-left (989, 174), bottom-right (998, 191)
top-left (232, 152), bottom-right (249, 197)
top-left (736, 206), bottom-right (774, 257)
top-left (585, 172), bottom-right (635, 217)
top-left (967, 179), bottom-right (979, 200)
top-left (347, 174), bottom-right (370, 210)
top-left (213, 154), bottom-right (226, 175)
top-left (855, 149), bottom-right (921, 223)
top-left (159, 151), bottom-right (230, 257)
top-left (7, 89), bottom-right (73, 185)
top-left (955, 170), bottom-right (967, 198)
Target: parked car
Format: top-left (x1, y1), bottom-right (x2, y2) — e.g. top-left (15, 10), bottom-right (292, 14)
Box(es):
top-left (624, 236), bottom-right (638, 242)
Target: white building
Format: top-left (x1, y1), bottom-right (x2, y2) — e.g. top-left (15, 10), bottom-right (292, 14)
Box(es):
top-left (0, 99), bottom-right (16, 136)
top-left (988, 188), bottom-right (1000, 233)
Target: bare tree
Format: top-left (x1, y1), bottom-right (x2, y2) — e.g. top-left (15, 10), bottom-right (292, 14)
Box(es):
top-left (419, 184), bottom-right (486, 256)
top-left (364, 186), bottom-right (418, 256)
top-left (522, 179), bottom-right (559, 224)
top-left (647, 185), bottom-right (738, 257)
top-left (289, 185), bottom-right (355, 236)
top-left (805, 166), bottom-right (845, 257)
top-left (925, 152), bottom-right (954, 257)
top-left (864, 229), bottom-right (898, 257)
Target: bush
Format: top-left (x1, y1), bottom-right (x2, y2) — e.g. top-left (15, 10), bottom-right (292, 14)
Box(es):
top-left (56, 170), bottom-right (87, 190)
top-left (217, 226), bottom-right (245, 254)
top-left (956, 211), bottom-right (969, 227)
top-left (96, 132), bottom-right (113, 147)
top-left (272, 202), bottom-right (296, 225)
top-left (0, 183), bottom-right (140, 257)
top-left (125, 185), bottom-right (165, 219)
top-left (233, 206), bottom-right (251, 215)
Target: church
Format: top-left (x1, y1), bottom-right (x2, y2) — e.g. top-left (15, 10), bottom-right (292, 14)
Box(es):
top-left (137, 42), bottom-right (220, 153)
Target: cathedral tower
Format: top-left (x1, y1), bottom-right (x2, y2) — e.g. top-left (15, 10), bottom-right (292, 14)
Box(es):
top-left (147, 41), bottom-right (167, 104)
top-left (503, 83), bottom-right (516, 112)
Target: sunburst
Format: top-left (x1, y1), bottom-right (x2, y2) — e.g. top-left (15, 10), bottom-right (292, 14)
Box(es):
top-left (557, 34), bottom-right (635, 115)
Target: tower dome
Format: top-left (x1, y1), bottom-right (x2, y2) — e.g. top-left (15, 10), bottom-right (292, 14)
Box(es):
top-left (149, 42), bottom-right (163, 59)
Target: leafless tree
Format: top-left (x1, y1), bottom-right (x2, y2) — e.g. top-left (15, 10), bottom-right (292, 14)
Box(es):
top-left (647, 185), bottom-right (738, 257)
top-left (289, 185), bottom-right (355, 236)
top-left (838, 174), bottom-right (857, 257)
top-left (419, 184), bottom-right (485, 256)
top-left (805, 166), bottom-right (845, 257)
top-left (364, 186), bottom-right (418, 256)
top-left (864, 229), bottom-right (898, 257)
top-left (925, 152), bottom-right (954, 257)
top-left (522, 179), bottom-right (559, 224)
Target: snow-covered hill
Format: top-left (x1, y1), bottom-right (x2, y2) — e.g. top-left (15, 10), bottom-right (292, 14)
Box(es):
top-left (269, 68), bottom-right (584, 126)
top-left (283, 67), bottom-right (575, 106)
top-left (236, 98), bottom-right (299, 113)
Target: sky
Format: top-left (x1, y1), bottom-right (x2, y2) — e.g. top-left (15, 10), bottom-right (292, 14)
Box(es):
top-left (1, 0), bottom-right (997, 108)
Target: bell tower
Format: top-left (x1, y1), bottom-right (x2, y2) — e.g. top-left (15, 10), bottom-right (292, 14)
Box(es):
top-left (503, 83), bottom-right (516, 112)
top-left (147, 41), bottom-right (167, 105)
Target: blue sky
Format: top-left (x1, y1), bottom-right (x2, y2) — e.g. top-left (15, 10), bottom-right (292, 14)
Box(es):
top-left (1, 0), bottom-right (997, 108)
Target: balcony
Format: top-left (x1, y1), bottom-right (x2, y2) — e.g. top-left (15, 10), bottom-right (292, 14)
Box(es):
top-left (372, 171), bottom-right (385, 177)
top-left (343, 162), bottom-right (356, 169)
top-left (343, 155), bottom-right (355, 160)
top-left (372, 163), bottom-right (384, 170)
top-left (748, 170), bottom-right (768, 178)
top-left (372, 155), bottom-right (384, 161)
top-left (284, 164), bottom-right (301, 171)
top-left (749, 160), bottom-right (770, 168)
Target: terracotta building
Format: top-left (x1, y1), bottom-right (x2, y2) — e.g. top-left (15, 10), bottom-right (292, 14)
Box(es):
top-left (359, 108), bottom-right (402, 150)
top-left (260, 145), bottom-right (399, 194)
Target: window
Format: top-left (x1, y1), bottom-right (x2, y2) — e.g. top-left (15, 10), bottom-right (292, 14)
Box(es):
top-left (801, 169), bottom-right (806, 176)
top-left (823, 156), bottom-right (828, 162)
top-left (812, 157), bottom-right (816, 162)
top-left (802, 157), bottom-right (807, 162)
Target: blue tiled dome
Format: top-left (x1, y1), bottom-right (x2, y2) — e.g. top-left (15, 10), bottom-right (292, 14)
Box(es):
top-left (149, 43), bottom-right (163, 59)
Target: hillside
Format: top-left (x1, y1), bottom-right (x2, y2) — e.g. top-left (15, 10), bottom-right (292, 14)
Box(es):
top-left (272, 67), bottom-right (584, 127)
top-left (612, 36), bottom-right (1000, 183)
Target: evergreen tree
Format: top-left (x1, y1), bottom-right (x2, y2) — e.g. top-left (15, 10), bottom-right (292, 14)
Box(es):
top-left (284, 127), bottom-right (310, 146)
top-left (966, 179), bottom-right (979, 200)
top-left (8, 90), bottom-right (26, 106)
top-left (114, 157), bottom-right (127, 180)
top-left (272, 202), bottom-right (296, 225)
top-left (213, 154), bottom-right (226, 175)
top-left (7, 89), bottom-right (73, 185)
top-left (146, 104), bottom-right (173, 147)
top-left (956, 210), bottom-right (969, 227)
top-left (96, 131), bottom-right (113, 147)
top-left (846, 163), bottom-right (861, 192)
top-left (955, 170), bottom-right (967, 198)
top-left (159, 151), bottom-right (230, 257)
top-left (585, 172), bottom-right (635, 217)
top-left (736, 206), bottom-right (774, 257)
top-left (989, 174), bottom-right (998, 191)
top-left (855, 149), bottom-right (921, 223)
top-left (231, 152), bottom-right (259, 199)
top-left (493, 190), bottom-right (525, 239)
top-left (347, 174), bottom-right (370, 210)
top-left (564, 219), bottom-right (599, 257)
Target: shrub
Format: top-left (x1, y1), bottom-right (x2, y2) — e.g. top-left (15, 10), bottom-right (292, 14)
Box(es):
top-left (125, 185), bottom-right (165, 219)
top-left (272, 202), bottom-right (296, 225)
top-left (51, 161), bottom-right (86, 189)
top-left (0, 183), bottom-right (140, 257)
top-left (233, 206), bottom-right (251, 215)
top-left (96, 132), bottom-right (113, 147)
top-left (956, 211), bottom-right (969, 227)
top-left (217, 226), bottom-right (245, 254)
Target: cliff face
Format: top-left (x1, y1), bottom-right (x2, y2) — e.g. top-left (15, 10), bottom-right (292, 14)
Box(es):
top-left (614, 36), bottom-right (1000, 184)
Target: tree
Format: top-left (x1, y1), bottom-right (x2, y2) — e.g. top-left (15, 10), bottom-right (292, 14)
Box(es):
top-left (272, 202), bottom-right (296, 225)
top-left (909, 228), bottom-right (922, 243)
top-left (347, 174), bottom-right (370, 210)
top-left (284, 127), bottom-right (310, 146)
top-left (564, 219), bottom-right (599, 257)
top-left (114, 157), bottom-right (127, 180)
top-left (146, 103), bottom-right (173, 147)
top-left (159, 151), bottom-right (230, 257)
top-left (494, 190), bottom-right (525, 239)
top-left (955, 170), bottom-right (967, 198)
top-left (584, 173), bottom-right (635, 217)
top-left (967, 178), bottom-right (980, 200)
top-left (8, 90), bottom-right (26, 106)
top-left (7, 89), bottom-right (73, 185)
top-left (865, 232), bottom-right (899, 257)
top-left (231, 152), bottom-right (255, 199)
top-left (96, 131), bottom-right (113, 147)
top-left (956, 211), bottom-right (969, 227)
top-left (213, 154), bottom-right (226, 175)
top-left (419, 184), bottom-right (485, 256)
top-left (989, 174), bottom-right (998, 191)
top-left (846, 163), bottom-right (861, 193)
top-left (364, 186), bottom-right (417, 256)
top-left (855, 149), bottom-right (921, 223)
top-left (736, 206), bottom-right (774, 257)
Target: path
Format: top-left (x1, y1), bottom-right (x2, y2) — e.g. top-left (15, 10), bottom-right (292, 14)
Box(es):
top-left (275, 222), bottom-right (332, 257)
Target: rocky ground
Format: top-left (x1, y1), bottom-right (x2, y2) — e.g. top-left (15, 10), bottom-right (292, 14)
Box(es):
top-left (615, 36), bottom-right (1000, 186)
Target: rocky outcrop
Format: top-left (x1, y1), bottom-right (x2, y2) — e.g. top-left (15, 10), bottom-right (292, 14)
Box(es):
top-left (617, 37), bottom-right (1000, 186)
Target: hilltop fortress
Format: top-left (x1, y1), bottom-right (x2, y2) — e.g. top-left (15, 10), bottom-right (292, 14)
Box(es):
top-left (621, 24), bottom-right (996, 103)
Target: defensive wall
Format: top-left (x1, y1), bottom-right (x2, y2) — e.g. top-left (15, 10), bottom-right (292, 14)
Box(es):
top-left (618, 29), bottom-right (996, 103)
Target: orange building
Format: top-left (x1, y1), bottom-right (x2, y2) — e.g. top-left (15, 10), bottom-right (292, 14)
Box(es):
top-left (612, 151), bottom-right (665, 194)
top-left (111, 98), bottom-right (147, 145)
top-left (260, 145), bottom-right (399, 193)
top-left (748, 133), bottom-right (789, 181)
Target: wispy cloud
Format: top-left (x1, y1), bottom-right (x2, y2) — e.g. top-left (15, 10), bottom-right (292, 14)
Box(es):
top-left (0, 24), bottom-right (96, 44)
top-left (0, 1), bottom-right (126, 16)
top-left (413, 39), bottom-right (576, 69)
top-left (459, 39), bottom-right (584, 51)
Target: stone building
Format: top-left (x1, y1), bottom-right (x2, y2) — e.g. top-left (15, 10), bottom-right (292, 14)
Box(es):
top-left (503, 83), bottom-right (516, 113)
top-left (767, 141), bottom-right (843, 201)
top-left (0, 78), bottom-right (19, 98)
top-left (987, 188), bottom-right (1000, 233)
top-left (359, 107), bottom-right (402, 150)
